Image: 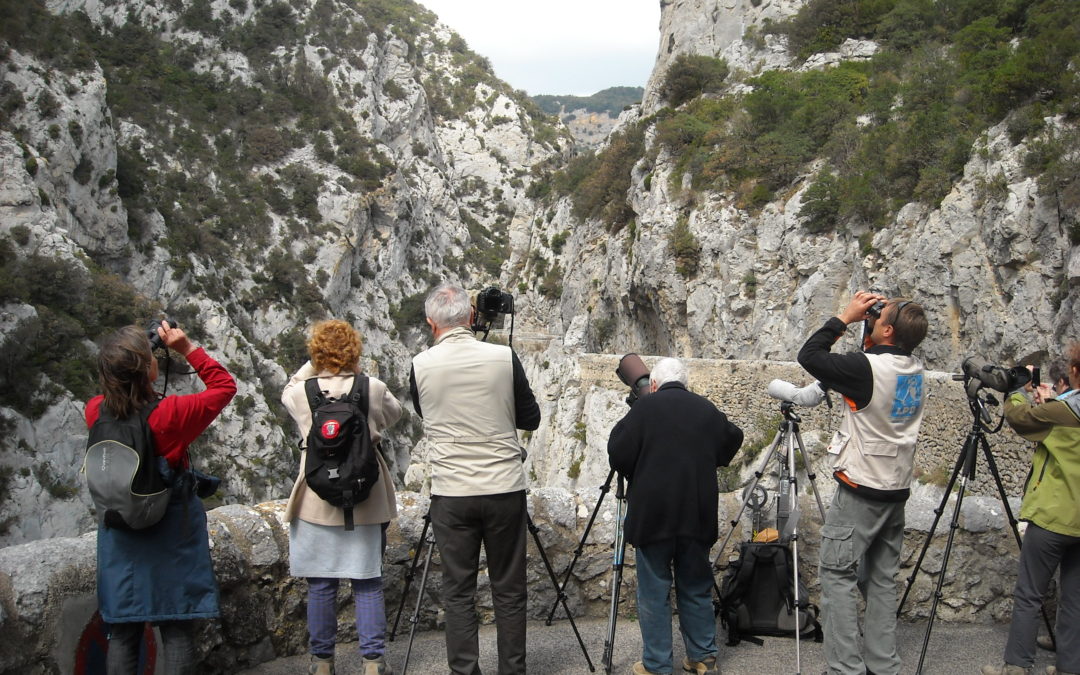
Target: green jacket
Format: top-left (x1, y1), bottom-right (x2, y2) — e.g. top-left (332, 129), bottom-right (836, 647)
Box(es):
top-left (1005, 390), bottom-right (1080, 537)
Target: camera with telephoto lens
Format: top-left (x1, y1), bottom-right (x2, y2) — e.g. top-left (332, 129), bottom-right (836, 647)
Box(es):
top-left (961, 356), bottom-right (1032, 393)
top-left (146, 318), bottom-right (178, 351)
top-left (616, 353), bottom-right (651, 407)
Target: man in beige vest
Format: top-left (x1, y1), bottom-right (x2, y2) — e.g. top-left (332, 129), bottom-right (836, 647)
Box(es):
top-left (409, 283), bottom-right (541, 675)
top-left (798, 291), bottom-right (929, 675)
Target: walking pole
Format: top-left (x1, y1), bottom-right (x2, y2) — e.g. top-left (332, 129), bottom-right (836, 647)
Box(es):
top-left (601, 474), bottom-right (628, 675)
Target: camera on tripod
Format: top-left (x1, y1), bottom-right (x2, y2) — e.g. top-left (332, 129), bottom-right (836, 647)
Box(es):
top-left (470, 286), bottom-right (514, 336)
top-left (960, 356), bottom-right (1034, 393)
top-left (146, 318), bottom-right (177, 351)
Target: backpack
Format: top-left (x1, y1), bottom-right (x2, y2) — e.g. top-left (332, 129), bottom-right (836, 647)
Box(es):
top-left (718, 541), bottom-right (822, 646)
top-left (303, 375), bottom-right (378, 531)
top-left (83, 399), bottom-right (171, 531)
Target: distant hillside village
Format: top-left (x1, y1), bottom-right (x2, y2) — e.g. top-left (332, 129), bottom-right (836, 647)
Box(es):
top-left (532, 87), bottom-right (644, 146)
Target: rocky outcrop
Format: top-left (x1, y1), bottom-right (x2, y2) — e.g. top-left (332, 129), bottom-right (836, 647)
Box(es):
top-left (0, 488), bottom-right (1031, 673)
top-left (0, 0), bottom-right (569, 546)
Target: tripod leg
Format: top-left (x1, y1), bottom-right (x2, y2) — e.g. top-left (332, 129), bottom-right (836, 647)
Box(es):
top-left (793, 426), bottom-right (827, 523)
top-left (896, 442), bottom-right (967, 616)
top-left (711, 429), bottom-right (786, 591)
top-left (546, 468), bottom-right (614, 626)
top-left (401, 527), bottom-right (436, 675)
top-left (602, 494), bottom-right (628, 675)
top-left (528, 515), bottom-right (595, 671)
top-left (785, 427), bottom-right (803, 675)
top-left (390, 512), bottom-right (431, 641)
top-left (915, 466), bottom-right (973, 674)
top-left (980, 435), bottom-right (1057, 644)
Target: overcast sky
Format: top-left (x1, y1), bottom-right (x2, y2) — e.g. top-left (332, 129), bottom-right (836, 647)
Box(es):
top-left (417, 0), bottom-right (661, 96)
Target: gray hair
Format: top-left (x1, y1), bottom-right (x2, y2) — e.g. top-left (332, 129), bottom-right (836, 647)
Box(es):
top-left (424, 283), bottom-right (471, 330)
top-left (650, 357), bottom-right (688, 388)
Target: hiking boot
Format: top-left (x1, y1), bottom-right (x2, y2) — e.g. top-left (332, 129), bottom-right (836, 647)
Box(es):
top-left (980, 664), bottom-right (1031, 675)
top-left (683, 655), bottom-right (720, 674)
top-left (1046, 666), bottom-right (1080, 675)
top-left (362, 655), bottom-right (394, 675)
top-left (631, 662), bottom-right (666, 675)
top-left (309, 654), bottom-right (335, 675)
top-left (1039, 635), bottom-right (1057, 651)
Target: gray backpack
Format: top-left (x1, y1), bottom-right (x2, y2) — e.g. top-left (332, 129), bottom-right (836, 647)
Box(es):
top-left (83, 400), bottom-right (171, 530)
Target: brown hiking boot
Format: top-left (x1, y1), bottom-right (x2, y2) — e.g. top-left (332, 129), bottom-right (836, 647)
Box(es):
top-left (309, 654), bottom-right (335, 675)
top-left (683, 655), bottom-right (720, 674)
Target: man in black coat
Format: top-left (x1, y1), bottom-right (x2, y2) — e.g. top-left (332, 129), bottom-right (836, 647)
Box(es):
top-left (608, 357), bottom-right (743, 675)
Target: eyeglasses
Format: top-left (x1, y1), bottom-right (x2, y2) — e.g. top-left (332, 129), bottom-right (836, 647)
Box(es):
top-left (882, 300), bottom-right (912, 326)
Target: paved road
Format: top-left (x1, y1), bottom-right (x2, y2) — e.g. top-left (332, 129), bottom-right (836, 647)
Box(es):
top-left (238, 614), bottom-right (1055, 675)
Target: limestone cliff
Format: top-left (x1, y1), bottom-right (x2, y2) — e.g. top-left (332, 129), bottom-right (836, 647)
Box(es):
top-left (0, 0), bottom-right (1077, 549)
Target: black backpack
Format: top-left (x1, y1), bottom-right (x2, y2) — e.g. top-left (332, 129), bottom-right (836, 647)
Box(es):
top-left (303, 376), bottom-right (378, 530)
top-left (83, 399), bottom-right (171, 531)
top-left (718, 541), bottom-right (822, 646)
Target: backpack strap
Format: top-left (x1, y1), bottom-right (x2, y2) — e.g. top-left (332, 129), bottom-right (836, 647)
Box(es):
top-left (347, 374), bottom-right (370, 414)
top-left (304, 378), bottom-right (326, 411)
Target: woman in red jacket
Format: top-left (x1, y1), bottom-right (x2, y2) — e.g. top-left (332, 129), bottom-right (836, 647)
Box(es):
top-left (85, 321), bottom-right (235, 674)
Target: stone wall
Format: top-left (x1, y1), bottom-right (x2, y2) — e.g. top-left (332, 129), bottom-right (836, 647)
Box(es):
top-left (0, 484), bottom-right (1030, 674)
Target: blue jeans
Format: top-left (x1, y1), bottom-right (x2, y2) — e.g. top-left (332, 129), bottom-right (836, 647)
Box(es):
top-left (635, 537), bottom-right (718, 674)
top-left (307, 577), bottom-right (387, 659)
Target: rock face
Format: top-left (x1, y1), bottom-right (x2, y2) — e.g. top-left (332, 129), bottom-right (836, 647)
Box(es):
top-left (0, 0), bottom-right (569, 545)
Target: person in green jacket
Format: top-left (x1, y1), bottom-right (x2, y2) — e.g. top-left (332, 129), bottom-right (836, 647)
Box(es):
top-left (983, 345), bottom-right (1080, 675)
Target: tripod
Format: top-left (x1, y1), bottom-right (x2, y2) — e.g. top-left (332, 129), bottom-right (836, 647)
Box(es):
top-left (711, 401), bottom-right (827, 674)
top-left (600, 475), bottom-right (629, 675)
top-left (388, 507), bottom-right (595, 673)
top-left (897, 384), bottom-right (1056, 674)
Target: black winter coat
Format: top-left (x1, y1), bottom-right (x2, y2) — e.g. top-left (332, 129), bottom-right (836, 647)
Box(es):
top-left (607, 382), bottom-right (743, 548)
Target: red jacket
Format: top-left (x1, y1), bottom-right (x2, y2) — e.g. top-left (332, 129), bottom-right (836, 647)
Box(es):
top-left (85, 348), bottom-right (236, 468)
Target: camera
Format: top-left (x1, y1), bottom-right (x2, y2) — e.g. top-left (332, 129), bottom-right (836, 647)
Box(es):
top-left (616, 353), bottom-right (651, 406)
top-left (146, 318), bottom-right (178, 351)
top-left (470, 287), bottom-right (515, 344)
top-left (474, 286), bottom-right (514, 317)
top-left (961, 356), bottom-right (1032, 393)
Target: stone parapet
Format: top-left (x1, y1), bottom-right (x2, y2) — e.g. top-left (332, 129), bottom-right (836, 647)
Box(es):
top-left (0, 487), bottom-right (1030, 673)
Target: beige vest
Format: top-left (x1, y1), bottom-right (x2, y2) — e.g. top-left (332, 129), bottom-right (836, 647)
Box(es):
top-left (827, 352), bottom-right (926, 491)
top-left (412, 327), bottom-right (525, 496)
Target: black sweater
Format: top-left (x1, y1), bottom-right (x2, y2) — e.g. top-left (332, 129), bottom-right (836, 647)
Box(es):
top-left (607, 382), bottom-right (743, 547)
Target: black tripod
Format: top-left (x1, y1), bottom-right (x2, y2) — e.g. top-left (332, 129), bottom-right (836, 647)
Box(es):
top-left (897, 382), bottom-right (1056, 674)
top-left (388, 508), bottom-right (595, 673)
top-left (544, 467), bottom-right (617, 626)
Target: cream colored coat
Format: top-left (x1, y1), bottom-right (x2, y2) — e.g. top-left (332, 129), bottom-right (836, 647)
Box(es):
top-left (282, 361), bottom-right (401, 526)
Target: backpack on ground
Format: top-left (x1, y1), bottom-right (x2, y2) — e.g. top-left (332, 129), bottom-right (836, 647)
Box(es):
top-left (718, 541), bottom-right (822, 646)
top-left (83, 399), bottom-right (171, 531)
top-left (303, 375), bottom-right (378, 530)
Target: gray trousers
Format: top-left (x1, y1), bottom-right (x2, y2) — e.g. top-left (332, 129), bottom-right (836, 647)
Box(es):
top-left (1004, 522), bottom-right (1080, 672)
top-left (819, 487), bottom-right (905, 675)
top-left (430, 490), bottom-right (528, 675)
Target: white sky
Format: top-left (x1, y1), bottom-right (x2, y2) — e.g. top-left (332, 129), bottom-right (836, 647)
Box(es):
top-left (417, 0), bottom-right (661, 96)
